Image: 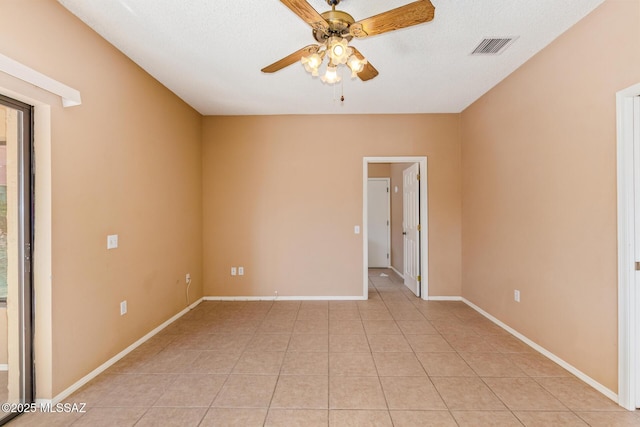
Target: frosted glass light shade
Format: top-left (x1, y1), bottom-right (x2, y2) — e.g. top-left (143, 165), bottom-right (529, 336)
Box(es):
top-left (347, 55), bottom-right (367, 78)
top-left (327, 37), bottom-right (351, 65)
top-left (321, 66), bottom-right (341, 84)
top-left (301, 53), bottom-right (323, 76)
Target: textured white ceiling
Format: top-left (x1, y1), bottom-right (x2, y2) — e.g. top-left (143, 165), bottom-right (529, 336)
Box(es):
top-left (58, 0), bottom-right (604, 115)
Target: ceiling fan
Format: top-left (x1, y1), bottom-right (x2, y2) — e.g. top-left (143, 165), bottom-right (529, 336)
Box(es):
top-left (261, 0), bottom-right (435, 84)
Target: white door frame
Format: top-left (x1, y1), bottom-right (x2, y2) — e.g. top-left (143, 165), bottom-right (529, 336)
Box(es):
top-left (363, 157), bottom-right (428, 299)
top-left (367, 178), bottom-right (391, 268)
top-left (616, 81), bottom-right (640, 410)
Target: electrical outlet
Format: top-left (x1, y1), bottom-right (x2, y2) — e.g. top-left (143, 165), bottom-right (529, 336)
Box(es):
top-left (514, 290), bottom-right (520, 303)
top-left (120, 300), bottom-right (127, 315)
top-left (186, 273), bottom-right (191, 283)
top-left (231, 267), bottom-right (237, 276)
top-left (238, 266), bottom-right (244, 276)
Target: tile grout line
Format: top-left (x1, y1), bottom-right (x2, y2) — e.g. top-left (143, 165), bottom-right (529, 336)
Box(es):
top-left (207, 300), bottom-right (272, 425)
top-left (367, 278), bottom-right (393, 421)
top-left (262, 300), bottom-right (302, 425)
top-left (442, 305), bottom-right (530, 425)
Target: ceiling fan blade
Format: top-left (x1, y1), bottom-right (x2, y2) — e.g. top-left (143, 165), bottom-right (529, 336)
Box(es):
top-left (350, 0), bottom-right (435, 38)
top-left (280, 0), bottom-right (330, 33)
top-left (350, 47), bottom-right (379, 81)
top-left (261, 45), bottom-right (320, 73)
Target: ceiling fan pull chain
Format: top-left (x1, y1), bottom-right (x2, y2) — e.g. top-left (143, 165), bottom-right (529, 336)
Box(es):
top-left (331, 68), bottom-right (345, 104)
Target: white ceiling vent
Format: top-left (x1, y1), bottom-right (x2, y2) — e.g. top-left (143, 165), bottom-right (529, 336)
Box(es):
top-left (471, 37), bottom-right (517, 55)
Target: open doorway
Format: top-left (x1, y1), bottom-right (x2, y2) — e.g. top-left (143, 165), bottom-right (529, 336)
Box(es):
top-left (363, 157), bottom-right (428, 300)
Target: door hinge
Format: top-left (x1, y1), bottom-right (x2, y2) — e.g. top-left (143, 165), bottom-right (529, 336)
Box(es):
top-left (417, 224), bottom-right (421, 231)
top-left (387, 187), bottom-right (389, 193)
top-left (387, 220), bottom-right (389, 226)
top-left (417, 174), bottom-right (421, 181)
top-left (387, 253), bottom-right (389, 259)
top-left (636, 261), bottom-right (640, 271)
top-left (417, 275), bottom-right (421, 282)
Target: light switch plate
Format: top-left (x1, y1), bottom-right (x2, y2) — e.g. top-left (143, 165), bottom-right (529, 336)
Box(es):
top-left (107, 234), bottom-right (118, 249)
top-left (354, 226), bottom-right (360, 234)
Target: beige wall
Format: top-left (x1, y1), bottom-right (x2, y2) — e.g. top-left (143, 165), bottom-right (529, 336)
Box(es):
top-left (367, 163), bottom-right (391, 178)
top-left (460, 0), bottom-right (640, 392)
top-left (203, 115), bottom-right (461, 297)
top-left (0, 0), bottom-right (203, 397)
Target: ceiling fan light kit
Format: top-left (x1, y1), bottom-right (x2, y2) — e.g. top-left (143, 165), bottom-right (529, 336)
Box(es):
top-left (300, 36), bottom-right (363, 84)
top-left (262, 0), bottom-right (435, 85)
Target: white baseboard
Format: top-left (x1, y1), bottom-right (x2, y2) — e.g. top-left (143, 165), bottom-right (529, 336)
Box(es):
top-left (428, 296), bottom-right (463, 301)
top-left (462, 297), bottom-right (618, 403)
top-left (389, 266), bottom-right (404, 279)
top-left (204, 296), bottom-right (366, 301)
top-left (46, 298), bottom-right (204, 405)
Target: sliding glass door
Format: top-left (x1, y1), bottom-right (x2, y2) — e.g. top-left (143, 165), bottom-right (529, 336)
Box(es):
top-left (0, 95), bottom-right (33, 425)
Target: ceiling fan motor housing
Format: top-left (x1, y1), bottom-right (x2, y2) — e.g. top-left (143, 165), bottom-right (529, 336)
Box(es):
top-left (313, 9), bottom-right (355, 42)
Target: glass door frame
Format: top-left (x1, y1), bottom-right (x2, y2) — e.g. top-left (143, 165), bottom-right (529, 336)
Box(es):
top-left (0, 94), bottom-right (34, 425)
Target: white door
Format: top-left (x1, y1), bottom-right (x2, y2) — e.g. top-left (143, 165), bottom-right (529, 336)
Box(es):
top-left (368, 179), bottom-right (390, 267)
top-left (403, 164), bottom-right (420, 296)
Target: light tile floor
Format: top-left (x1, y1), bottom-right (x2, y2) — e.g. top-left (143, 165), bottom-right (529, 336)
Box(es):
top-left (7, 269), bottom-right (640, 426)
